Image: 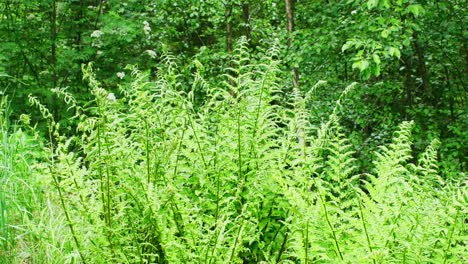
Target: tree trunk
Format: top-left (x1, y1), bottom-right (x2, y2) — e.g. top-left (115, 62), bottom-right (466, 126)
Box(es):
top-left (284, 0), bottom-right (304, 151)
top-left (402, 54), bottom-right (414, 119)
top-left (51, 0), bottom-right (57, 89)
top-left (50, 0), bottom-right (59, 120)
top-left (225, 2), bottom-right (236, 95)
top-left (95, 0), bottom-right (104, 29)
top-left (412, 31), bottom-right (431, 101)
top-left (284, 0), bottom-right (294, 46)
top-left (226, 3), bottom-right (233, 54)
top-left (242, 1), bottom-right (251, 45)
top-left (284, 0), bottom-right (299, 88)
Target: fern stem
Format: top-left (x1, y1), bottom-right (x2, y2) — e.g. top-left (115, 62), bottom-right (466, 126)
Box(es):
top-left (96, 123), bottom-right (106, 221)
top-left (443, 208), bottom-right (459, 264)
top-left (237, 105), bottom-right (243, 184)
top-left (207, 216), bottom-right (224, 264)
top-left (384, 203), bottom-right (403, 248)
top-left (275, 229), bottom-right (289, 263)
top-left (169, 118), bottom-right (188, 238)
top-left (205, 124), bottom-right (221, 264)
top-left (145, 119), bottom-right (151, 185)
top-left (305, 221), bottom-right (309, 263)
top-left (96, 102), bottom-right (115, 258)
top-left (50, 168), bottom-right (87, 264)
top-left (104, 134), bottom-right (112, 239)
top-left (252, 68), bottom-right (268, 138)
top-left (46, 127), bottom-right (87, 264)
top-left (318, 192), bottom-right (344, 261)
top-left (188, 114), bottom-right (207, 168)
top-left (357, 198), bottom-right (376, 264)
top-left (228, 213), bottom-right (245, 263)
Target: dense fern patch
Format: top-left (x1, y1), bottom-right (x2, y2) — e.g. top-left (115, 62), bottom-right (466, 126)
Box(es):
top-left (1, 45), bottom-right (466, 263)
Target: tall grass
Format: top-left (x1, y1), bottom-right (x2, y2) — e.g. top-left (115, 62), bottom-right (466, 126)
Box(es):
top-left (2, 41), bottom-right (467, 263)
top-left (1, 96), bottom-right (69, 263)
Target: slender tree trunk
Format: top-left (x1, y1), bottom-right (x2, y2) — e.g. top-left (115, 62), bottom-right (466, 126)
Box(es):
top-left (284, 0), bottom-right (299, 88)
top-left (51, 0), bottom-right (59, 120)
top-left (412, 31), bottom-right (430, 101)
top-left (76, 0), bottom-right (84, 52)
top-left (444, 65), bottom-right (454, 121)
top-left (51, 0), bottom-right (57, 89)
top-left (402, 54), bottom-right (414, 119)
top-left (344, 60), bottom-right (348, 81)
top-left (225, 1), bottom-right (237, 94)
top-left (285, 0), bottom-right (294, 46)
top-left (242, 1), bottom-right (251, 45)
top-left (284, 0), bottom-right (304, 151)
top-left (95, 0), bottom-right (104, 29)
top-left (226, 3), bottom-right (233, 54)
top-left (400, 14), bottom-right (415, 118)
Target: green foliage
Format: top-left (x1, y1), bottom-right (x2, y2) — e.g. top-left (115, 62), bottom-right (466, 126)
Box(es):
top-left (1, 0), bottom-right (466, 262)
top-left (3, 49), bottom-right (466, 263)
top-left (1, 0), bottom-right (466, 176)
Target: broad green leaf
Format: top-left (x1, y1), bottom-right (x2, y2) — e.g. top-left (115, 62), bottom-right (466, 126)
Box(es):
top-left (407, 4), bottom-right (425, 17)
top-left (373, 54), bottom-right (381, 65)
top-left (381, 0), bottom-right (390, 8)
top-left (373, 64), bottom-right (381, 76)
top-left (352, 60), bottom-right (369, 71)
top-left (381, 29), bottom-right (389, 38)
top-left (342, 41), bottom-right (352, 52)
top-left (403, 38), bottom-right (411, 47)
top-left (363, 68), bottom-right (371, 79)
top-left (367, 0), bottom-right (379, 9)
top-left (389, 47), bottom-right (401, 59)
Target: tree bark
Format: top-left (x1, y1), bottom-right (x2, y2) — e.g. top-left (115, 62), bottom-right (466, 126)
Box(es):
top-left (95, 0), bottom-right (104, 29)
top-left (412, 31), bottom-right (430, 101)
top-left (50, 0), bottom-right (59, 120)
top-left (51, 0), bottom-right (57, 89)
top-left (284, 0), bottom-right (304, 151)
top-left (284, 0), bottom-right (299, 88)
top-left (242, 1), bottom-right (251, 45)
top-left (285, 0), bottom-right (294, 45)
top-left (226, 3), bottom-right (233, 54)
top-left (402, 53), bottom-right (414, 119)
top-left (225, 2), bottom-right (236, 94)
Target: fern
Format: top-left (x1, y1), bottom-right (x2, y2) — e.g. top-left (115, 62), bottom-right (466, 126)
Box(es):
top-left (413, 138), bottom-right (443, 187)
top-left (4, 44), bottom-right (466, 264)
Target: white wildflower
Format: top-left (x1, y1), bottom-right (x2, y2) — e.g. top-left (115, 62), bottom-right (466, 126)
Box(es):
top-left (91, 30), bottom-right (103, 38)
top-left (117, 72), bottom-right (125, 79)
top-left (107, 93), bottom-right (116, 101)
top-left (143, 21), bottom-right (151, 35)
top-left (145, 50), bottom-right (157, 58)
top-left (96, 50), bottom-right (103, 55)
top-left (351, 10), bottom-right (357, 15)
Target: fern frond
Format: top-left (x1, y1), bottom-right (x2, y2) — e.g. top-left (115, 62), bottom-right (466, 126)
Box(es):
top-left (414, 138), bottom-right (443, 187)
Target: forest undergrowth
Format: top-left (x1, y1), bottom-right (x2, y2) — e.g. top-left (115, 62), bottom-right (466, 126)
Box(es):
top-left (1, 43), bottom-right (466, 263)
